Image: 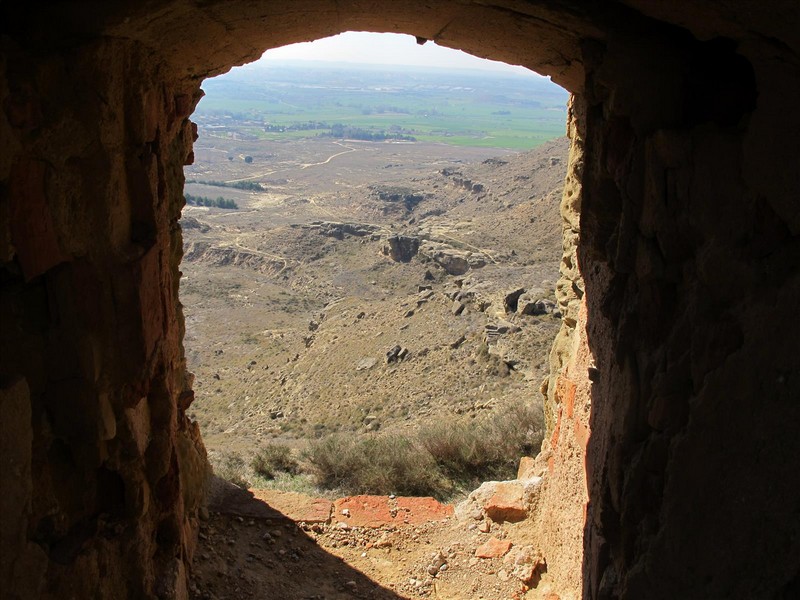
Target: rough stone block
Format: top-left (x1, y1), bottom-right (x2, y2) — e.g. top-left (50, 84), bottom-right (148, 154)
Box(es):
top-left (9, 158), bottom-right (67, 280)
top-left (484, 482), bottom-right (527, 523)
top-left (475, 537), bottom-right (513, 559)
top-left (395, 496), bottom-right (453, 524)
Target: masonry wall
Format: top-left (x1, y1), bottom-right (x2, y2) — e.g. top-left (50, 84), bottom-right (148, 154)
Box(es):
top-left (0, 38), bottom-right (208, 598)
top-left (576, 29), bottom-right (800, 600)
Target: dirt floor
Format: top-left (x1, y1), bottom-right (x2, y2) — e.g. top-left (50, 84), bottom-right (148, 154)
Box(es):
top-left (189, 477), bottom-right (562, 600)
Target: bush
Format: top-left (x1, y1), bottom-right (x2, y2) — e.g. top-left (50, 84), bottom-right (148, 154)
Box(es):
top-left (213, 452), bottom-right (250, 489)
top-left (419, 400), bottom-right (544, 486)
top-left (305, 434), bottom-right (450, 498)
top-left (251, 444), bottom-right (300, 480)
top-left (298, 401), bottom-right (543, 500)
top-left (183, 192), bottom-right (238, 209)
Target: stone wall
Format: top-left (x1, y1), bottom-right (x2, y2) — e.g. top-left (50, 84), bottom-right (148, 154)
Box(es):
top-left (1, 1), bottom-right (799, 599)
top-left (579, 28), bottom-right (800, 597)
top-left (0, 37), bottom-right (208, 598)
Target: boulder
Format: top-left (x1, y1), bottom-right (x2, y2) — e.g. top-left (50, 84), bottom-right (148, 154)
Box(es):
top-left (518, 291), bottom-right (557, 316)
top-left (418, 241), bottom-right (488, 275)
top-left (356, 357), bottom-right (377, 371)
top-left (385, 345), bottom-right (409, 364)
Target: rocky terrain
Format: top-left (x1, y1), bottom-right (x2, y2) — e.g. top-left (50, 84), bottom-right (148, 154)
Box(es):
top-left (189, 457), bottom-right (563, 600)
top-left (181, 136), bottom-right (569, 494)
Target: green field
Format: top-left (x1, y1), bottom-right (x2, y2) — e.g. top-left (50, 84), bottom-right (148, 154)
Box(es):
top-left (196, 61), bottom-right (569, 150)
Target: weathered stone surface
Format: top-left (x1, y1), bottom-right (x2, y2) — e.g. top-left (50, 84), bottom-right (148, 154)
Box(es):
top-left (333, 495), bottom-right (453, 527)
top-left (395, 496), bottom-right (454, 524)
top-left (484, 482), bottom-right (527, 523)
top-left (475, 537), bottom-right (513, 559)
top-left (334, 496), bottom-right (394, 528)
top-left (251, 490), bottom-right (333, 524)
top-left (419, 241), bottom-right (488, 275)
top-left (517, 456), bottom-right (537, 480)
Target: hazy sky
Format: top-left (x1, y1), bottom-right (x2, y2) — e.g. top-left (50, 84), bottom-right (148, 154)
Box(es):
top-left (256, 32), bottom-right (537, 76)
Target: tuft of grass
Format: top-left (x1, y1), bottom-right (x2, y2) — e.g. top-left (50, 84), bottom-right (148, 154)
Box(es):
top-left (251, 443), bottom-right (300, 479)
top-left (420, 400), bottom-right (544, 486)
top-left (212, 452), bottom-right (251, 489)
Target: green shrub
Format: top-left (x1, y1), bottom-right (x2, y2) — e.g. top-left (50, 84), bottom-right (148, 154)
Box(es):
top-left (251, 444), bottom-right (300, 479)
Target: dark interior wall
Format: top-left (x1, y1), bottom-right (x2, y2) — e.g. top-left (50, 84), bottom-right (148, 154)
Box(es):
top-left (1, 2), bottom-right (798, 599)
top-left (0, 35), bottom-right (208, 599)
top-left (578, 26), bottom-right (800, 598)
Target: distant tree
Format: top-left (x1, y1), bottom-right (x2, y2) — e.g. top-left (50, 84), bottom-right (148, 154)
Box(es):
top-left (183, 193), bottom-right (238, 210)
top-left (244, 155), bottom-right (253, 163)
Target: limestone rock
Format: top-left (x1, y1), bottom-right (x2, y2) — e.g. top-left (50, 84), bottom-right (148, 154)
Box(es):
top-left (418, 241), bottom-right (488, 275)
top-left (356, 357), bottom-right (377, 371)
top-left (517, 456), bottom-right (538, 480)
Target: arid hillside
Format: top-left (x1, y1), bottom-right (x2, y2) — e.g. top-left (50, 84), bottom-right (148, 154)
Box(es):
top-left (180, 136), bottom-right (569, 492)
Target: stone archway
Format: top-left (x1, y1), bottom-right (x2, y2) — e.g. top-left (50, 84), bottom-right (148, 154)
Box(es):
top-left (2, 2), bottom-right (799, 599)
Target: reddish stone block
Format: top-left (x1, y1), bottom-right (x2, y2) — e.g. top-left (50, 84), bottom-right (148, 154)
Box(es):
top-left (484, 482), bottom-right (527, 523)
top-left (395, 496), bottom-right (453, 524)
top-left (251, 490), bottom-right (332, 524)
top-left (334, 495), bottom-right (393, 527)
top-left (475, 537), bottom-right (512, 559)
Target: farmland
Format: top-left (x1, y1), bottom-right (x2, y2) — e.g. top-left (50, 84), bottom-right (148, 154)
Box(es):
top-left (195, 60), bottom-right (569, 149)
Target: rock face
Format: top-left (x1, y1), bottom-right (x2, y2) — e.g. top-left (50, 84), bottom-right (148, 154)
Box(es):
top-left (308, 221), bottom-right (381, 239)
top-left (384, 234), bottom-right (420, 262)
top-left (1, 2), bottom-right (799, 599)
top-left (419, 241), bottom-right (489, 275)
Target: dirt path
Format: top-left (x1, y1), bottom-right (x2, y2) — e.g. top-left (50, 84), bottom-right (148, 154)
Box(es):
top-left (299, 142), bottom-right (358, 169)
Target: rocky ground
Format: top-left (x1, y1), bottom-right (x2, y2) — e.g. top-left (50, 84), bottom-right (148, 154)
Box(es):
top-left (180, 137), bottom-right (569, 478)
top-left (190, 460), bottom-right (563, 600)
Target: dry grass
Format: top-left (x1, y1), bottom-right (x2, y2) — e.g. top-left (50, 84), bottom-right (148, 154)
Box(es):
top-left (212, 451), bottom-right (251, 489)
top-left (304, 434), bottom-right (451, 498)
top-left (251, 443), bottom-right (301, 479)
top-left (305, 400), bottom-right (544, 500)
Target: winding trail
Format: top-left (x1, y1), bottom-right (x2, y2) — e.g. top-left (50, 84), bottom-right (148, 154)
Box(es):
top-left (298, 141), bottom-right (357, 169)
